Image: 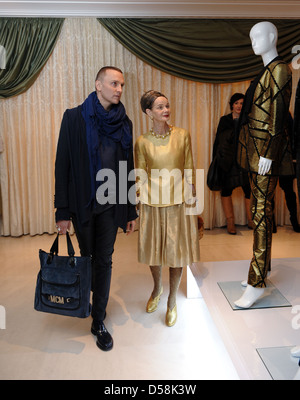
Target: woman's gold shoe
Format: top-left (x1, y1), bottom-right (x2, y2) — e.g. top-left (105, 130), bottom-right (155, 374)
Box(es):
top-left (146, 287), bottom-right (163, 313)
top-left (165, 305), bottom-right (177, 327)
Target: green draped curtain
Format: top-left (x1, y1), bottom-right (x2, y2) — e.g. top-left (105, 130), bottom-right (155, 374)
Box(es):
top-left (0, 18), bottom-right (64, 98)
top-left (98, 18), bottom-right (300, 83)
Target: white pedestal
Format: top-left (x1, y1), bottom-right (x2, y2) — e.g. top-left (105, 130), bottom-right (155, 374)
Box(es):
top-left (186, 265), bottom-right (202, 299)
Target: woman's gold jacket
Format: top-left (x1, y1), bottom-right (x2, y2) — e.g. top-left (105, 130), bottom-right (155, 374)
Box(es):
top-left (134, 127), bottom-right (195, 207)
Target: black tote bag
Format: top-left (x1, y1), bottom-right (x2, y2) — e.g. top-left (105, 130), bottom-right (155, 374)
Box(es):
top-left (207, 156), bottom-right (223, 191)
top-left (34, 232), bottom-right (92, 318)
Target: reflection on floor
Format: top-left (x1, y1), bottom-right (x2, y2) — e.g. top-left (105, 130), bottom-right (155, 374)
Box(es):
top-left (0, 225), bottom-right (299, 380)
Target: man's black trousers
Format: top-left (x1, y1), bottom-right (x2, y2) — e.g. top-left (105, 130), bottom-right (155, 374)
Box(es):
top-left (72, 206), bottom-right (118, 322)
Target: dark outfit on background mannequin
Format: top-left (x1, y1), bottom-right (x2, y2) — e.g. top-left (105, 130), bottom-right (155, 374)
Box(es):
top-left (212, 93), bottom-right (252, 234)
top-left (276, 113), bottom-right (300, 232)
top-left (294, 79), bottom-right (300, 203)
top-left (55, 68), bottom-right (137, 351)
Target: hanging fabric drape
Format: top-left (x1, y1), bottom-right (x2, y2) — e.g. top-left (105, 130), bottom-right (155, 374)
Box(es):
top-left (0, 18), bottom-right (299, 236)
top-left (98, 18), bottom-right (300, 83)
top-left (0, 18), bottom-right (64, 98)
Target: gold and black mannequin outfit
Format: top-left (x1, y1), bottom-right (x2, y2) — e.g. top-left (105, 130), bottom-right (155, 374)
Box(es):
top-left (237, 57), bottom-right (294, 288)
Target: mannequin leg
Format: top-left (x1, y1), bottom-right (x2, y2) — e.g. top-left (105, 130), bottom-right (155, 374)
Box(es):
top-left (291, 346), bottom-right (300, 380)
top-left (244, 197), bottom-right (253, 229)
top-left (279, 176), bottom-right (300, 232)
top-left (235, 174), bottom-right (277, 308)
top-left (234, 285), bottom-right (265, 308)
top-left (221, 195), bottom-right (236, 234)
top-left (241, 262), bottom-right (271, 287)
top-left (166, 267), bottom-right (183, 326)
top-left (146, 265), bottom-right (163, 313)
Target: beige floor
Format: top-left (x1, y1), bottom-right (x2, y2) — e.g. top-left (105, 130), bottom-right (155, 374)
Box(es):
top-left (0, 224), bottom-right (299, 380)
top-left (191, 225), bottom-right (300, 380)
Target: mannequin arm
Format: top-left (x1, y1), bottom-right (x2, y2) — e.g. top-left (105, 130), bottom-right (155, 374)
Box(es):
top-left (258, 156), bottom-right (272, 175)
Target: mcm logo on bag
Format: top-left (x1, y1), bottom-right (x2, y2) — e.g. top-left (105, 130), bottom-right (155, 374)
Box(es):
top-left (47, 295), bottom-right (72, 305)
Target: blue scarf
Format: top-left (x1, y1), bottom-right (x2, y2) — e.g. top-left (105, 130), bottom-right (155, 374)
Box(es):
top-left (81, 91), bottom-right (133, 206)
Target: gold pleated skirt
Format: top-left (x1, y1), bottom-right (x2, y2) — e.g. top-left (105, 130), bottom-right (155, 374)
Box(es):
top-left (138, 203), bottom-right (200, 268)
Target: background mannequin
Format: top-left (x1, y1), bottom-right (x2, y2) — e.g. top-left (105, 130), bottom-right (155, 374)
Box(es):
top-left (295, 79), bottom-right (300, 212)
top-left (291, 80), bottom-right (300, 369)
top-left (235, 21), bottom-right (294, 308)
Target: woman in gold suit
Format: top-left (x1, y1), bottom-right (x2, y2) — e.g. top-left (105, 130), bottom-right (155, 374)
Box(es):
top-left (135, 90), bottom-right (200, 326)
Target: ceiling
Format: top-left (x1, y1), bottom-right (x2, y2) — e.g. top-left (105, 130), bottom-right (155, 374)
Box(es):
top-left (0, 0), bottom-right (300, 18)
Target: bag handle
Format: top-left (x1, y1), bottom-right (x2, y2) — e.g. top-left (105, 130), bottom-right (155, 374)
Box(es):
top-left (47, 232), bottom-right (75, 266)
top-left (49, 233), bottom-right (59, 255)
top-left (66, 232), bottom-right (75, 257)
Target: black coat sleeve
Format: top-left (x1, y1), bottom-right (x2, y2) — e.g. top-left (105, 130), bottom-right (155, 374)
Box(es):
top-left (212, 114), bottom-right (235, 171)
top-left (54, 110), bottom-right (71, 221)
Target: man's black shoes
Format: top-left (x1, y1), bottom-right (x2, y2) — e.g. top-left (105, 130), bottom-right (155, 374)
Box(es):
top-left (91, 320), bottom-right (113, 351)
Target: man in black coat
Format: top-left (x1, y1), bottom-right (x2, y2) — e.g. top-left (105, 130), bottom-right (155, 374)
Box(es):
top-left (55, 66), bottom-right (137, 351)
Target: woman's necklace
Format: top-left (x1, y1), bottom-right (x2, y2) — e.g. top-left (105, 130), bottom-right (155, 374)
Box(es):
top-left (150, 125), bottom-right (172, 139)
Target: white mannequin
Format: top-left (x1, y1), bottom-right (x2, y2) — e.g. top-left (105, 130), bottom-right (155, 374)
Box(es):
top-left (291, 346), bottom-right (300, 380)
top-left (234, 22), bottom-right (278, 309)
top-left (240, 271), bottom-right (270, 288)
top-left (291, 345), bottom-right (300, 358)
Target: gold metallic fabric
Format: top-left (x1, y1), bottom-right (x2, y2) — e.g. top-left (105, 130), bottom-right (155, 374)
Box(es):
top-left (134, 127), bottom-right (195, 207)
top-left (138, 203), bottom-right (200, 268)
top-left (247, 174), bottom-right (278, 288)
top-left (238, 59), bottom-right (294, 176)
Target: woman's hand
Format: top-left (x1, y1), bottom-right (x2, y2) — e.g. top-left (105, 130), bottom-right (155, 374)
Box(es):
top-left (126, 219), bottom-right (136, 235)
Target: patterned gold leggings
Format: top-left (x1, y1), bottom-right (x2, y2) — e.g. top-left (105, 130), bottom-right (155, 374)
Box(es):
top-left (248, 173), bottom-right (278, 288)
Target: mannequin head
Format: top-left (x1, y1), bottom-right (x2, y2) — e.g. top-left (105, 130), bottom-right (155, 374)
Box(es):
top-left (250, 21), bottom-right (278, 66)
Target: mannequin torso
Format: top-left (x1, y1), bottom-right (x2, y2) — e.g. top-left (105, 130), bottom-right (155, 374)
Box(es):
top-left (237, 21), bottom-right (293, 177)
top-left (250, 21), bottom-right (279, 174)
